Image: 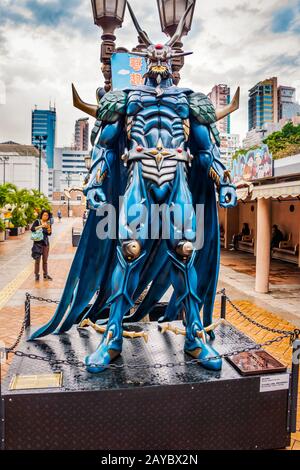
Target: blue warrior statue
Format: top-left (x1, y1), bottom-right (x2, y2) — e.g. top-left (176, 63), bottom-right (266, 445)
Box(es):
top-left (30, 3), bottom-right (238, 373)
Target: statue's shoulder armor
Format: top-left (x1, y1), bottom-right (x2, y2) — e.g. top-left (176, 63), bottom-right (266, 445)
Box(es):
top-left (127, 90), bottom-right (146, 116)
top-left (98, 90), bottom-right (128, 123)
top-left (189, 92), bottom-right (216, 125)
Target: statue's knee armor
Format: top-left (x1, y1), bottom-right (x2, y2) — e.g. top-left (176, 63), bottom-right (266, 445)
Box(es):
top-left (175, 240), bottom-right (194, 261)
top-left (122, 240), bottom-right (142, 261)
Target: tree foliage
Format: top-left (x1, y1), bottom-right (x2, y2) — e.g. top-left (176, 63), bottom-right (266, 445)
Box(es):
top-left (263, 122), bottom-right (300, 160)
top-left (231, 122), bottom-right (300, 162)
top-left (232, 146), bottom-right (259, 161)
top-left (0, 184), bottom-right (51, 228)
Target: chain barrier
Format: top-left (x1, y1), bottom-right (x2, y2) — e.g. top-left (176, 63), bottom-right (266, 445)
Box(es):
top-left (2, 291), bottom-right (299, 370)
top-left (5, 295), bottom-right (31, 354)
top-left (8, 332), bottom-right (289, 370)
top-left (26, 294), bottom-right (60, 305)
top-left (222, 289), bottom-right (300, 343)
top-left (1, 291), bottom-right (299, 435)
top-left (1, 294), bottom-right (59, 360)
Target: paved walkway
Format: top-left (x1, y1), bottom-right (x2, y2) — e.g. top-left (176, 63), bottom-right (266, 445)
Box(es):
top-left (0, 218), bottom-right (78, 377)
top-left (220, 250), bottom-right (300, 327)
top-left (0, 219), bottom-right (299, 449)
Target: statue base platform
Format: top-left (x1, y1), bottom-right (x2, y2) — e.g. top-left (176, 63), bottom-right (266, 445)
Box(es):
top-left (1, 321), bottom-right (291, 450)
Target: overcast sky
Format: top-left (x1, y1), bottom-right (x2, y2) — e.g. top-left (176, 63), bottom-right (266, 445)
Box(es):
top-left (0, 0), bottom-right (299, 147)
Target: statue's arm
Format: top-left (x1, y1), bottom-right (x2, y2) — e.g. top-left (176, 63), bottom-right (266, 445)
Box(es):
top-left (84, 91), bottom-right (127, 209)
top-left (190, 117), bottom-right (237, 209)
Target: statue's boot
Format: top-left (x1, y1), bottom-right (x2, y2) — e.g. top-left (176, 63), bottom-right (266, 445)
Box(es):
top-left (86, 246), bottom-right (145, 373)
top-left (169, 250), bottom-right (222, 372)
top-left (184, 297), bottom-right (222, 372)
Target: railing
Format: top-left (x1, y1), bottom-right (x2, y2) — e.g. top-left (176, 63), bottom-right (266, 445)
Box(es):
top-left (0, 289), bottom-right (299, 433)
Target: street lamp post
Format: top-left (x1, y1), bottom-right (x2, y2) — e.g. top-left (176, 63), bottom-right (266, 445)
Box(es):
top-left (157, 0), bottom-right (196, 84)
top-left (91, 0), bottom-right (127, 92)
top-left (257, 128), bottom-right (267, 140)
top-left (33, 135), bottom-right (48, 193)
top-left (84, 153), bottom-right (92, 172)
top-left (0, 156), bottom-right (9, 184)
top-left (65, 173), bottom-right (72, 218)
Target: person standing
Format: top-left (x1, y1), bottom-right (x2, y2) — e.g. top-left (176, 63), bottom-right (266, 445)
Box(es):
top-left (82, 210), bottom-right (88, 226)
top-left (31, 210), bottom-right (53, 281)
top-left (57, 209), bottom-right (62, 223)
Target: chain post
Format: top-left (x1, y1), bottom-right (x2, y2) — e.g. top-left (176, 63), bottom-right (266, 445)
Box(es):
top-left (0, 343), bottom-right (5, 450)
top-left (289, 338), bottom-right (300, 433)
top-left (25, 293), bottom-right (31, 330)
top-left (220, 289), bottom-right (227, 320)
top-left (0, 359), bottom-right (2, 450)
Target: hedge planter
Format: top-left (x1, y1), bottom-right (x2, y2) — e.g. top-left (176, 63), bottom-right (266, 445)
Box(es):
top-left (0, 231), bottom-right (5, 242)
top-left (9, 227), bottom-right (22, 236)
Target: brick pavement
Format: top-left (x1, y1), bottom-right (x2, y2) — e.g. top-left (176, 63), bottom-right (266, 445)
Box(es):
top-left (0, 218), bottom-right (77, 376)
top-left (219, 250), bottom-right (300, 328)
top-left (0, 218), bottom-right (299, 449)
top-left (218, 298), bottom-right (300, 450)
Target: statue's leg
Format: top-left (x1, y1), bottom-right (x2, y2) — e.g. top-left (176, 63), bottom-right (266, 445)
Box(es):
top-left (168, 249), bottom-right (221, 371)
top-left (86, 163), bottom-right (149, 373)
top-left (167, 164), bottom-right (222, 371)
top-left (85, 242), bottom-right (146, 373)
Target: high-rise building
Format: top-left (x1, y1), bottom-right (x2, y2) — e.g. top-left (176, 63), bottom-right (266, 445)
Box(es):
top-left (248, 77), bottom-right (278, 131)
top-left (53, 147), bottom-right (89, 194)
top-left (31, 105), bottom-right (56, 169)
top-left (278, 86), bottom-right (300, 120)
top-left (75, 118), bottom-right (89, 151)
top-left (0, 142), bottom-right (48, 194)
top-left (219, 133), bottom-right (240, 167)
top-left (60, 147), bottom-right (88, 176)
top-left (244, 78), bottom-right (300, 148)
top-left (208, 84), bottom-right (231, 133)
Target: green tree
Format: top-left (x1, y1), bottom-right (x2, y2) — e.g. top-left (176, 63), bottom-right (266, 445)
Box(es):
top-left (0, 183), bottom-right (17, 207)
top-left (231, 146), bottom-right (259, 162)
top-left (0, 184), bottom-right (52, 227)
top-left (263, 122), bottom-right (300, 159)
top-left (232, 123), bottom-right (300, 163)
top-left (21, 189), bottom-right (51, 224)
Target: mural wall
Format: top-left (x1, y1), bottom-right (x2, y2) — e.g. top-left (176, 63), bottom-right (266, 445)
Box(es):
top-left (231, 144), bottom-right (273, 183)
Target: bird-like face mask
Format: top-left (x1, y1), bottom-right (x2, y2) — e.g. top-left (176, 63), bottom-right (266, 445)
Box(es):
top-left (127, 2), bottom-right (193, 86)
top-left (71, 2), bottom-right (240, 121)
top-left (145, 44), bottom-right (173, 82)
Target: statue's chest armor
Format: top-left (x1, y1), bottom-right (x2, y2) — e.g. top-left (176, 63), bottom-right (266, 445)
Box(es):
top-left (125, 91), bottom-right (191, 187)
top-left (127, 91), bottom-right (190, 149)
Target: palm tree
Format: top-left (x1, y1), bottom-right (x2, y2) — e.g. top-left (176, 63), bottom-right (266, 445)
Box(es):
top-left (0, 183), bottom-right (17, 208)
top-left (0, 184), bottom-right (52, 228)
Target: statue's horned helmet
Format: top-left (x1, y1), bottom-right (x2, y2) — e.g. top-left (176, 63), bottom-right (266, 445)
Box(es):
top-left (127, 2), bottom-right (193, 82)
top-left (72, 1), bottom-right (240, 122)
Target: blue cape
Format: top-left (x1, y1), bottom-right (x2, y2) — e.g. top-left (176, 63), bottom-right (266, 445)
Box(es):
top-left (30, 103), bottom-right (220, 340)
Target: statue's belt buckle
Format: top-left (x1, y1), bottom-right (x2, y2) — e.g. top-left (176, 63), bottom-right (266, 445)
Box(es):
top-left (123, 148), bottom-right (194, 166)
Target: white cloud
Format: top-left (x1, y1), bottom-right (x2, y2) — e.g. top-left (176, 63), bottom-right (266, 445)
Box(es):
top-left (118, 69), bottom-right (130, 75)
top-left (0, 0), bottom-right (299, 147)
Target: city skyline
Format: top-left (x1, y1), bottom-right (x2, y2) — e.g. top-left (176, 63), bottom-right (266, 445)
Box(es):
top-left (0, 0), bottom-right (300, 146)
top-left (208, 84), bottom-right (231, 134)
top-left (74, 117), bottom-right (89, 151)
top-left (32, 105), bottom-right (56, 168)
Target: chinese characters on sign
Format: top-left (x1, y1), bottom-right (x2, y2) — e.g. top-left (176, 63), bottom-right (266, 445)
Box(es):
top-left (111, 53), bottom-right (147, 90)
top-left (129, 56), bottom-right (143, 71)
